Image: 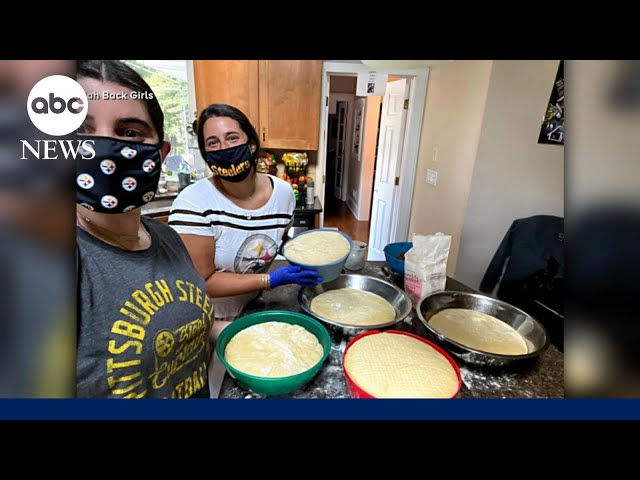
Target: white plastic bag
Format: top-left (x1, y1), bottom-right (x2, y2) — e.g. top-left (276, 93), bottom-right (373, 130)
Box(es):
top-left (404, 232), bottom-right (452, 307)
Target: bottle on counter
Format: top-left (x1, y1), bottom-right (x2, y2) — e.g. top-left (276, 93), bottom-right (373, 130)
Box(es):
top-left (293, 184), bottom-right (301, 204)
top-left (306, 178), bottom-right (314, 205)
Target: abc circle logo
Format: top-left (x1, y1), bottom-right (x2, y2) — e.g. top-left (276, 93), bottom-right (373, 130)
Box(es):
top-left (27, 75), bottom-right (88, 136)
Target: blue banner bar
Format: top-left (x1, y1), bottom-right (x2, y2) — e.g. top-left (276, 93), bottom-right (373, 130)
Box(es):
top-left (0, 399), bottom-right (638, 420)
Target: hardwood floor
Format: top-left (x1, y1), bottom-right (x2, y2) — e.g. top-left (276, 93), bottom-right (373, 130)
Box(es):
top-left (323, 199), bottom-right (370, 243)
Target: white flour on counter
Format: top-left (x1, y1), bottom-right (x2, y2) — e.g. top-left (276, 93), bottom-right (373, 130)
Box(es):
top-left (313, 338), bottom-right (350, 398)
top-left (460, 367), bottom-right (533, 397)
top-left (315, 361), bottom-right (350, 398)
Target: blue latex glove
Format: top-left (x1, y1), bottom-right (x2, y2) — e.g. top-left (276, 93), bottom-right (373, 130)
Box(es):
top-left (269, 265), bottom-right (323, 288)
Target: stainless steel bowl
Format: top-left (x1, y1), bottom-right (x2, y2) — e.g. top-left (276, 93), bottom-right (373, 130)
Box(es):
top-left (417, 291), bottom-right (549, 366)
top-left (298, 274), bottom-right (412, 334)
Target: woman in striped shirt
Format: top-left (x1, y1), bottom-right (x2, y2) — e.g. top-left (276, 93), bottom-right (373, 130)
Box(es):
top-left (169, 104), bottom-right (322, 322)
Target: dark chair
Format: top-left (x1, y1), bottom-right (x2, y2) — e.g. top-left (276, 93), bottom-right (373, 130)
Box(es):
top-left (480, 215), bottom-right (565, 350)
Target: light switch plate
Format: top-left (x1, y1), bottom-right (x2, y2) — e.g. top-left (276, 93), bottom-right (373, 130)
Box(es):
top-left (427, 169), bottom-right (438, 186)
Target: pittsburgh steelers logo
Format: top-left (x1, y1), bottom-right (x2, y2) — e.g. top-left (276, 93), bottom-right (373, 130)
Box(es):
top-left (142, 191), bottom-right (155, 202)
top-left (122, 205), bottom-right (138, 213)
top-left (79, 203), bottom-right (94, 211)
top-left (100, 195), bottom-right (118, 209)
top-left (120, 146), bottom-right (137, 159)
top-left (142, 159), bottom-right (156, 173)
top-left (100, 160), bottom-right (116, 175)
top-left (154, 330), bottom-right (175, 358)
top-left (78, 143), bottom-right (93, 158)
top-left (76, 174), bottom-right (94, 189)
top-left (122, 177), bottom-right (137, 191)
top-left (234, 234), bottom-right (278, 273)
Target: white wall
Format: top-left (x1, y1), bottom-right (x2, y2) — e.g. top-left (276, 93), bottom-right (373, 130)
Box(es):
top-left (455, 60), bottom-right (564, 289)
top-left (408, 60), bottom-right (493, 274)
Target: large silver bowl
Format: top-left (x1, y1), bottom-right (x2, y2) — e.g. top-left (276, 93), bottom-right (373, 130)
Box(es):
top-left (298, 274), bottom-right (412, 334)
top-left (417, 291), bottom-right (549, 366)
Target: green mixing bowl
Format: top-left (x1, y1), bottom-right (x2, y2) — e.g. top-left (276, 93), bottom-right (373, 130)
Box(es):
top-left (215, 310), bottom-right (332, 396)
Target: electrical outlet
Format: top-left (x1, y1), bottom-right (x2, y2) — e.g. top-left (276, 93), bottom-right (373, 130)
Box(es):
top-left (427, 169), bottom-right (438, 186)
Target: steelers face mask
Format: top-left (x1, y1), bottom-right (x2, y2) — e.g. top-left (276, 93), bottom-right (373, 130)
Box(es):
top-left (204, 142), bottom-right (255, 183)
top-left (76, 136), bottom-right (162, 214)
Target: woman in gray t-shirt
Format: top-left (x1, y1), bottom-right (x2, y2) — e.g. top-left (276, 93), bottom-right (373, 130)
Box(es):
top-left (75, 60), bottom-right (213, 398)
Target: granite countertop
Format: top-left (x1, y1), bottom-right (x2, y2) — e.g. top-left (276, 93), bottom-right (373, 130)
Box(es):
top-left (219, 261), bottom-right (565, 399)
top-left (155, 190), bottom-right (180, 200)
top-left (294, 196), bottom-right (322, 214)
top-left (141, 191), bottom-right (179, 217)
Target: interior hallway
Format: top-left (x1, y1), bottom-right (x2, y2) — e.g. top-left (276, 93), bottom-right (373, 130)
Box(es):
top-left (323, 200), bottom-right (370, 243)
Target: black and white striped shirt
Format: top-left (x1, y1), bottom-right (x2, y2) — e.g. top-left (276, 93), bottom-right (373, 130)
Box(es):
top-left (169, 175), bottom-right (295, 318)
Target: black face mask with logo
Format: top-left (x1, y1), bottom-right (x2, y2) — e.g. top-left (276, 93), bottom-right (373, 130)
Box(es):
top-left (204, 143), bottom-right (255, 183)
top-left (76, 136), bottom-right (163, 214)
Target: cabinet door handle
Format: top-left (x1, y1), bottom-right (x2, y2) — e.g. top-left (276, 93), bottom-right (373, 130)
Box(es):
top-left (262, 127), bottom-right (266, 142)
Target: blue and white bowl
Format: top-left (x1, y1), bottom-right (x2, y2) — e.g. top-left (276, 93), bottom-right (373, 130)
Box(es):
top-left (283, 228), bottom-right (353, 283)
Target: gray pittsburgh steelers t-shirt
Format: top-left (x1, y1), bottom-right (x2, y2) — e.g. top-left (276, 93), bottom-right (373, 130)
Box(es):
top-left (76, 217), bottom-right (214, 398)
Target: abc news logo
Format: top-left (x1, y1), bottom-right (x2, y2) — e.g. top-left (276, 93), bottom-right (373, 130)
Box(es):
top-left (30, 93), bottom-right (85, 114)
top-left (22, 75), bottom-right (95, 160)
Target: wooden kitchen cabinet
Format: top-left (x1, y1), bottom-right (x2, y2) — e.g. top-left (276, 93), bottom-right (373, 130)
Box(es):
top-left (193, 60), bottom-right (322, 150)
top-left (258, 60), bottom-right (322, 150)
top-left (193, 60), bottom-right (260, 129)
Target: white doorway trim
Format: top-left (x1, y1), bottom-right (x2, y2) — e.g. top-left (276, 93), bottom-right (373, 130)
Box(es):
top-left (317, 62), bottom-right (429, 243)
top-left (186, 60), bottom-right (197, 118)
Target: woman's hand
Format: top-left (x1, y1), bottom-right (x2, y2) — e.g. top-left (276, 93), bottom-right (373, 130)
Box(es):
top-left (269, 265), bottom-right (323, 288)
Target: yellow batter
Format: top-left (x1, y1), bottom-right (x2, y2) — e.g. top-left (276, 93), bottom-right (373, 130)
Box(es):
top-left (285, 231), bottom-right (351, 265)
top-left (428, 308), bottom-right (528, 355)
top-left (310, 288), bottom-right (396, 326)
top-left (224, 322), bottom-right (324, 378)
top-left (344, 332), bottom-right (460, 398)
